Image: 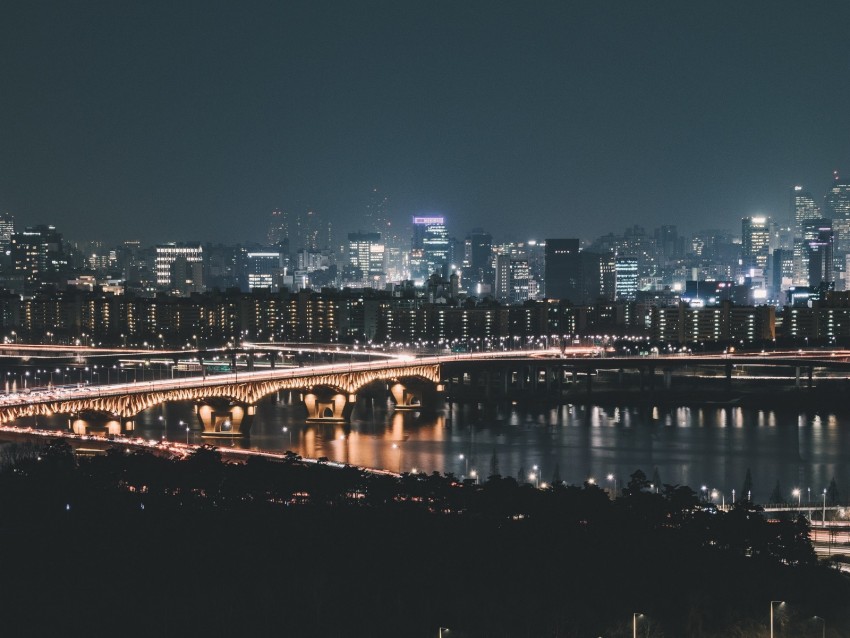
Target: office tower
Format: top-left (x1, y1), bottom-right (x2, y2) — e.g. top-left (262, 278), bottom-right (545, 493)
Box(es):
top-left (741, 216), bottom-right (771, 269)
top-left (411, 216), bottom-right (449, 280)
top-left (10, 224), bottom-right (65, 288)
top-left (544, 238), bottom-right (580, 301)
top-left (771, 248), bottom-right (794, 295)
top-left (155, 243), bottom-right (204, 291)
top-left (825, 171), bottom-right (850, 220)
top-left (494, 252), bottom-right (511, 303)
top-left (655, 225), bottom-right (680, 261)
top-left (364, 188), bottom-right (391, 236)
top-left (614, 257), bottom-right (639, 301)
top-left (0, 213), bottom-right (14, 255)
top-left (509, 259), bottom-right (530, 304)
top-left (246, 251), bottom-right (284, 291)
top-left (792, 186), bottom-right (820, 236)
top-left (802, 219), bottom-right (834, 287)
top-left (348, 232), bottom-right (385, 287)
top-left (267, 209), bottom-right (288, 245)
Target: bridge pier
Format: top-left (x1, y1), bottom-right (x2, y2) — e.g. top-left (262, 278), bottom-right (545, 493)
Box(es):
top-left (69, 413), bottom-right (123, 436)
top-left (390, 383), bottom-right (423, 410)
top-left (303, 391), bottom-right (355, 423)
top-left (196, 400), bottom-right (255, 437)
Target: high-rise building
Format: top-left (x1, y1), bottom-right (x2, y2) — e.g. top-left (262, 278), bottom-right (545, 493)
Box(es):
top-left (464, 229), bottom-right (493, 283)
top-left (825, 171), bottom-right (850, 220)
top-left (364, 188), bottom-right (391, 236)
top-left (509, 259), bottom-right (530, 304)
top-left (246, 251), bottom-right (284, 291)
top-left (0, 213), bottom-right (14, 256)
top-left (494, 252), bottom-right (511, 303)
top-left (792, 186), bottom-right (820, 237)
top-left (614, 257), bottom-right (639, 301)
top-left (267, 209), bottom-right (288, 245)
top-left (348, 232), bottom-right (385, 287)
top-left (411, 216), bottom-right (449, 280)
top-left (544, 238), bottom-right (580, 301)
top-left (155, 243), bottom-right (204, 292)
top-left (741, 216), bottom-right (771, 269)
top-left (802, 219), bottom-right (834, 287)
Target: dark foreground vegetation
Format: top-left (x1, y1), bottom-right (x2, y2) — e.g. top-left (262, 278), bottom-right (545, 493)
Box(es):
top-left (0, 441), bottom-right (847, 638)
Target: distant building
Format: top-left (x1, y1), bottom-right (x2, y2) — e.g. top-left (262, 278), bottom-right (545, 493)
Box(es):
top-left (155, 243), bottom-right (204, 293)
top-left (792, 186), bottom-right (820, 237)
top-left (411, 216), bottom-right (449, 280)
top-left (741, 216), bottom-right (770, 269)
top-left (347, 232), bottom-right (385, 287)
top-left (544, 238), bottom-right (580, 301)
top-left (614, 257), bottom-right (639, 301)
top-left (825, 171), bottom-right (850, 220)
top-left (246, 251), bottom-right (284, 291)
top-left (802, 219), bottom-right (834, 287)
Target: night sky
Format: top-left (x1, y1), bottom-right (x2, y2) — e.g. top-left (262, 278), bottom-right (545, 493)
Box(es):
top-left (1, 1), bottom-right (849, 244)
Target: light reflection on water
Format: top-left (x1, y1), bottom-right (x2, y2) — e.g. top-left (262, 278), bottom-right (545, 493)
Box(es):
top-left (25, 394), bottom-right (850, 504)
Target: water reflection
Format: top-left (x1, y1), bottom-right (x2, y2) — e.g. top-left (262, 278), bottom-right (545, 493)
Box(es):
top-left (17, 394), bottom-right (850, 504)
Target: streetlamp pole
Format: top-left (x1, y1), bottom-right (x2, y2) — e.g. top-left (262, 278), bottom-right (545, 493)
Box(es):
top-left (283, 426), bottom-right (292, 448)
top-left (770, 600), bottom-right (783, 638)
top-left (823, 489), bottom-right (827, 527)
top-left (633, 612), bottom-right (642, 638)
top-left (813, 615), bottom-right (825, 638)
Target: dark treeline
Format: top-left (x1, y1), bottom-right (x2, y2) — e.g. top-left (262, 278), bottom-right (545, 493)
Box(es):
top-left (0, 441), bottom-right (847, 637)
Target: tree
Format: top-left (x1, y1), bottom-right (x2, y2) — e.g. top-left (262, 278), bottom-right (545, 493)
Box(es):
top-left (551, 463), bottom-right (562, 486)
top-left (626, 469), bottom-right (650, 496)
top-left (651, 467), bottom-right (661, 491)
top-left (828, 476), bottom-right (840, 505)
top-left (488, 450), bottom-right (500, 480)
top-left (741, 468), bottom-right (753, 502)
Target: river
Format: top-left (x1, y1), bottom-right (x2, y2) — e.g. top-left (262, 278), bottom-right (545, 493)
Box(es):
top-left (94, 393), bottom-right (850, 504)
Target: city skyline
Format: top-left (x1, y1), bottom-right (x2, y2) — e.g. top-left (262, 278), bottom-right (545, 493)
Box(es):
top-left (2, 2), bottom-right (850, 244)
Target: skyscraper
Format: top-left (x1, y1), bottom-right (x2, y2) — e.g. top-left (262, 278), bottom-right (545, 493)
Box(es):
top-left (802, 219), bottom-right (834, 287)
top-left (614, 257), bottom-right (639, 301)
top-left (411, 216), bottom-right (449, 280)
top-left (246, 251), bottom-right (284, 291)
top-left (544, 238), bottom-right (580, 301)
top-left (792, 186), bottom-right (820, 237)
top-left (155, 243), bottom-right (204, 291)
top-left (0, 213), bottom-right (14, 256)
top-left (825, 171), bottom-right (850, 220)
top-left (348, 232), bottom-right (385, 287)
top-left (741, 216), bottom-right (770, 269)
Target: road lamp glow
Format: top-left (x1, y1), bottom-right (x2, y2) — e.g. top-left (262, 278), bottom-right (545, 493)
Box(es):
top-left (792, 488), bottom-right (801, 509)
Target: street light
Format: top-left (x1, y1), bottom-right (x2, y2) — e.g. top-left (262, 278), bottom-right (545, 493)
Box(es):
top-left (158, 415), bottom-right (166, 441)
top-left (770, 600), bottom-right (784, 638)
top-left (180, 420), bottom-right (188, 445)
top-left (812, 615), bottom-right (825, 638)
top-left (607, 473), bottom-right (617, 498)
top-left (469, 469), bottom-right (478, 484)
top-left (633, 612), bottom-right (643, 638)
top-left (823, 489), bottom-right (827, 527)
top-left (532, 464), bottom-right (540, 489)
top-left (283, 426), bottom-right (292, 448)
top-left (458, 453), bottom-right (468, 478)
top-left (438, 628), bottom-right (449, 638)
top-left (792, 487), bottom-right (801, 510)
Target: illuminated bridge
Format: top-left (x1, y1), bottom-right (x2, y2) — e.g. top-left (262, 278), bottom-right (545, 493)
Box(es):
top-left (1, 348), bottom-right (849, 437)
